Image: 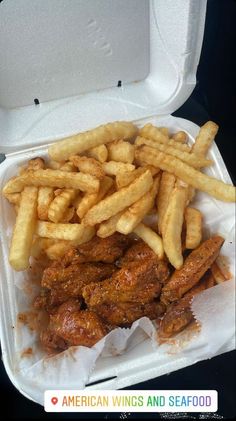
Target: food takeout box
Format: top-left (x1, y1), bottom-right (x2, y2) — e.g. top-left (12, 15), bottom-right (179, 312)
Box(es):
top-left (0, 0), bottom-right (235, 405)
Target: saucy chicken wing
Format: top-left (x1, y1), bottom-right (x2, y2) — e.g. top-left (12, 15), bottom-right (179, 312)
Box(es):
top-left (83, 259), bottom-right (168, 306)
top-left (94, 300), bottom-right (166, 326)
top-left (41, 298), bottom-right (108, 351)
top-left (160, 236), bottom-right (224, 305)
top-left (158, 271), bottom-right (215, 339)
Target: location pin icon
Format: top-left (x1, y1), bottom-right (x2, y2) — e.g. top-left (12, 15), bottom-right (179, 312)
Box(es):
top-left (51, 397), bottom-right (58, 405)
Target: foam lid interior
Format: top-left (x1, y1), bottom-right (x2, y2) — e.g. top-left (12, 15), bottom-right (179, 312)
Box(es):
top-left (0, 0), bottom-right (207, 152)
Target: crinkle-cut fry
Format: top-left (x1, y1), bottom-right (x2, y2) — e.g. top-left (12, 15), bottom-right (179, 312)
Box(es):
top-left (135, 146), bottom-right (236, 202)
top-left (135, 136), bottom-right (212, 168)
top-left (60, 207), bottom-right (75, 223)
top-left (69, 155), bottom-right (105, 180)
top-left (162, 186), bottom-right (188, 269)
top-left (159, 127), bottom-right (169, 137)
top-left (37, 187), bottom-right (54, 220)
top-left (211, 262), bottom-right (227, 284)
top-left (172, 131), bottom-right (188, 143)
top-left (116, 166), bottom-right (159, 189)
top-left (9, 186), bottom-right (38, 271)
top-left (135, 134), bottom-right (191, 153)
top-left (83, 169), bottom-right (153, 226)
top-left (87, 144), bottom-right (108, 163)
top-left (157, 171), bottom-right (176, 234)
top-left (116, 175), bottom-right (160, 234)
top-left (102, 161), bottom-right (135, 176)
top-left (4, 169), bottom-right (99, 193)
top-left (47, 159), bottom-right (62, 170)
top-left (107, 139), bottom-right (135, 163)
top-left (185, 207), bottom-right (202, 249)
top-left (48, 189), bottom-right (77, 223)
top-left (44, 240), bottom-right (73, 260)
top-left (77, 176), bottom-right (113, 219)
top-left (96, 211), bottom-right (124, 238)
top-left (2, 176), bottom-right (25, 194)
top-left (36, 221), bottom-right (95, 243)
top-left (140, 123), bottom-right (169, 144)
top-left (3, 192), bottom-right (21, 205)
top-left (59, 161), bottom-right (77, 172)
top-left (31, 237), bottom-right (56, 258)
top-left (192, 121), bottom-right (219, 156)
top-left (48, 121), bottom-right (138, 161)
top-left (133, 223), bottom-right (164, 259)
top-left (18, 157), bottom-right (45, 174)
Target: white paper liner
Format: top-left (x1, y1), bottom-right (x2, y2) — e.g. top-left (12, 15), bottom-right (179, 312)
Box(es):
top-left (0, 115), bottom-right (235, 405)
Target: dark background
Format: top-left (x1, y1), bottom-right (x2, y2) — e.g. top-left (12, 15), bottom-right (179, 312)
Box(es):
top-left (0, 0), bottom-right (235, 419)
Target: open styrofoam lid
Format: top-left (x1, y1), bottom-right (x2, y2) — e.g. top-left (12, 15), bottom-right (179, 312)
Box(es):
top-left (0, 0), bottom-right (207, 152)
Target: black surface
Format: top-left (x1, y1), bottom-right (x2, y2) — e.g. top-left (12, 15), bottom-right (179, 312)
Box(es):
top-left (0, 0), bottom-right (235, 420)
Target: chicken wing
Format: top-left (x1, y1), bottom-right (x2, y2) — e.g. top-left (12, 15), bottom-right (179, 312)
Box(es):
top-left (160, 235), bottom-right (224, 305)
top-left (38, 262), bottom-right (116, 308)
top-left (41, 298), bottom-right (108, 351)
top-left (83, 259), bottom-right (166, 306)
top-left (94, 300), bottom-right (166, 326)
top-left (158, 271), bottom-right (215, 339)
top-left (60, 233), bottom-right (132, 267)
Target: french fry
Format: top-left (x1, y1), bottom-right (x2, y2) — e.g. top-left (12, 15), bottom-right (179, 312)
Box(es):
top-left (69, 155), bottom-right (105, 180)
top-left (185, 207), bottom-right (202, 249)
top-left (47, 160), bottom-right (62, 170)
top-left (77, 176), bottom-right (113, 219)
top-left (159, 127), bottom-right (169, 137)
top-left (162, 186), bottom-right (187, 269)
top-left (3, 169), bottom-right (100, 193)
top-left (83, 169), bottom-right (153, 226)
top-left (60, 161), bottom-right (77, 172)
top-left (140, 123), bottom-right (169, 144)
top-left (135, 146), bottom-right (236, 202)
top-left (107, 140), bottom-right (135, 163)
top-left (45, 240), bottom-right (73, 260)
top-left (192, 121), bottom-right (219, 156)
top-left (157, 171), bottom-right (176, 234)
top-left (97, 211), bottom-right (124, 238)
top-left (9, 186), bottom-right (38, 271)
top-left (48, 189), bottom-right (77, 223)
top-left (87, 144), bottom-right (108, 163)
top-left (211, 262), bottom-right (227, 284)
top-left (60, 207), bottom-right (75, 223)
top-left (133, 223), bottom-right (164, 259)
top-left (37, 187), bottom-right (54, 220)
top-left (48, 121), bottom-right (138, 161)
top-left (172, 131), bottom-right (188, 143)
top-left (102, 161), bottom-right (135, 176)
top-left (31, 237), bottom-right (56, 258)
top-left (116, 176), bottom-right (160, 234)
top-left (135, 136), bottom-right (212, 168)
top-left (135, 134), bottom-right (191, 152)
top-left (36, 221), bottom-right (95, 243)
top-left (19, 157), bottom-right (45, 174)
top-left (116, 166), bottom-right (159, 189)
top-left (3, 192), bottom-right (21, 205)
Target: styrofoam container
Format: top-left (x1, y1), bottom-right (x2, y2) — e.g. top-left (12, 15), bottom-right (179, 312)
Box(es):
top-left (0, 0), bottom-right (235, 405)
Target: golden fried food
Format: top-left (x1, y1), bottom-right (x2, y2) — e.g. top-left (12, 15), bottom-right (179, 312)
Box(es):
top-left (160, 236), bottom-right (224, 305)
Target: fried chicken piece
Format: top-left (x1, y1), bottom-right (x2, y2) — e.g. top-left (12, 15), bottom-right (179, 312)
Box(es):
top-left (94, 301), bottom-right (166, 326)
top-left (118, 240), bottom-right (170, 283)
top-left (60, 233), bottom-right (132, 267)
top-left (40, 299), bottom-right (82, 351)
top-left (38, 262), bottom-right (116, 308)
top-left (83, 259), bottom-right (164, 306)
top-left (158, 271), bottom-right (215, 340)
top-left (43, 299), bottom-right (108, 349)
top-left (160, 236), bottom-right (224, 305)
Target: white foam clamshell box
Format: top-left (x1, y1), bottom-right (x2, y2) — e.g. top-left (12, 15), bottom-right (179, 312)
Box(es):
top-left (0, 0), bottom-right (235, 405)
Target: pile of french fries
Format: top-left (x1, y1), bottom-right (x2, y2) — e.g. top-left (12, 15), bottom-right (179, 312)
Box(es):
top-left (2, 120), bottom-right (235, 272)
